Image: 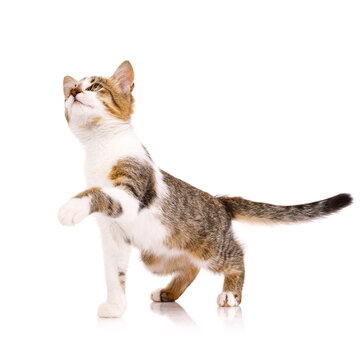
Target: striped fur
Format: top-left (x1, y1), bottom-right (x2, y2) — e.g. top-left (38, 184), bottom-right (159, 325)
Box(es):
top-left (219, 194), bottom-right (352, 224)
top-left (74, 187), bottom-right (123, 218)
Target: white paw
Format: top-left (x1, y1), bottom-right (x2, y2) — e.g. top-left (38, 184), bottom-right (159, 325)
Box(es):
top-left (217, 291), bottom-right (239, 307)
top-left (150, 288), bottom-right (162, 302)
top-left (97, 301), bottom-right (126, 318)
top-left (58, 197), bottom-right (90, 226)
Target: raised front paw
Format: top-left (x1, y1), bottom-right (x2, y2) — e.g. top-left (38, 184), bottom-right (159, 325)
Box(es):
top-left (58, 198), bottom-right (90, 226)
top-left (97, 301), bottom-right (126, 318)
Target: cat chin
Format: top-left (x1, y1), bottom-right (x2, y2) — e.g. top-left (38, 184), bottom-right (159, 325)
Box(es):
top-left (68, 107), bottom-right (97, 123)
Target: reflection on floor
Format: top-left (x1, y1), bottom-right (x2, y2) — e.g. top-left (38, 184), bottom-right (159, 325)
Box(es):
top-left (150, 302), bottom-right (197, 326)
top-left (217, 306), bottom-right (243, 331)
top-left (150, 301), bottom-right (243, 330)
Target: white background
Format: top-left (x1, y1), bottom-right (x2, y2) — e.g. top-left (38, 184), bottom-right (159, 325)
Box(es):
top-left (0, 1), bottom-right (359, 359)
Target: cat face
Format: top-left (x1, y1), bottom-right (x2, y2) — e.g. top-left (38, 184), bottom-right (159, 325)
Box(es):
top-left (63, 61), bottom-right (134, 134)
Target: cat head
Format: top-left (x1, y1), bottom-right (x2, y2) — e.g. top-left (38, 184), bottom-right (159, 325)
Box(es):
top-left (63, 61), bottom-right (134, 138)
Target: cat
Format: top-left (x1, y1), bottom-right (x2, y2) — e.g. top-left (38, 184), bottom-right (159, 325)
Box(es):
top-left (58, 60), bottom-right (352, 318)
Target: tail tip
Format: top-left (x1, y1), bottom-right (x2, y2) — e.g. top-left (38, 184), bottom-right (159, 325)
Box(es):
top-left (325, 193), bottom-right (353, 213)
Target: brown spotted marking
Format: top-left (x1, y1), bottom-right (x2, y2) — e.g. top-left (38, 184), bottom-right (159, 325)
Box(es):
top-left (118, 271), bottom-right (126, 292)
top-left (74, 187), bottom-right (122, 217)
top-left (108, 158), bottom-right (156, 209)
top-left (89, 116), bottom-right (104, 127)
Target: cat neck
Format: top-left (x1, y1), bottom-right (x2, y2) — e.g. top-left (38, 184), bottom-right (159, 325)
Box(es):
top-left (83, 123), bottom-right (148, 179)
top-left (83, 123), bottom-right (134, 152)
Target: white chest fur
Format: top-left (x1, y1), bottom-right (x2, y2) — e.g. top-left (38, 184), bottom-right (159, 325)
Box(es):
top-left (84, 126), bottom-right (146, 188)
top-left (84, 127), bottom-right (170, 254)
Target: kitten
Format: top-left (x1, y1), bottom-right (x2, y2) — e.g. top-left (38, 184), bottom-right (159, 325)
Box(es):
top-left (58, 61), bottom-right (352, 318)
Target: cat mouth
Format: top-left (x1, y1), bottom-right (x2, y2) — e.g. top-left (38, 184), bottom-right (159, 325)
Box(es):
top-left (74, 98), bottom-right (84, 105)
top-left (73, 98), bottom-right (92, 108)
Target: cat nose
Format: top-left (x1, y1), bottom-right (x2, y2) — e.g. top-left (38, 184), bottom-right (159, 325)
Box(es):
top-left (70, 87), bottom-right (81, 97)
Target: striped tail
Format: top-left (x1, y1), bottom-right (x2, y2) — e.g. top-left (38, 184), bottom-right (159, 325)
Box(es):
top-left (219, 193), bottom-right (352, 224)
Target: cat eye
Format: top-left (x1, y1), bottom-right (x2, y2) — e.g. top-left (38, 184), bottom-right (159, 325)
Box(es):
top-left (86, 83), bottom-right (103, 92)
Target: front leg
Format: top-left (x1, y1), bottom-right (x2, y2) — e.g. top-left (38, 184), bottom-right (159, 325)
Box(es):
top-left (97, 218), bottom-right (131, 318)
top-left (58, 187), bottom-right (138, 226)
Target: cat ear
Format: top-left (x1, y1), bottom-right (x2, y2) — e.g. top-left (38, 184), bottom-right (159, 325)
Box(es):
top-left (110, 61), bottom-right (134, 94)
top-left (63, 76), bottom-right (77, 99)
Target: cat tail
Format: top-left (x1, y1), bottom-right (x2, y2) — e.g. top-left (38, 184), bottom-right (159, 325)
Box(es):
top-left (218, 193), bottom-right (352, 224)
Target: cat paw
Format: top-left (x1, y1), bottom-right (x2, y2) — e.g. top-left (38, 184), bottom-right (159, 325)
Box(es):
top-left (97, 301), bottom-right (126, 318)
top-left (217, 291), bottom-right (239, 307)
top-left (150, 288), bottom-right (163, 302)
top-left (150, 288), bottom-right (176, 302)
top-left (58, 198), bottom-right (90, 226)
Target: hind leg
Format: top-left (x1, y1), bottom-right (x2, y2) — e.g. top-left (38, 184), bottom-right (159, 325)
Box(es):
top-left (209, 234), bottom-right (245, 307)
top-left (217, 268), bottom-right (244, 307)
top-left (141, 252), bottom-right (200, 302)
top-left (152, 266), bottom-right (200, 302)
